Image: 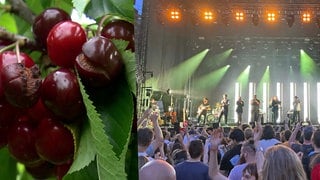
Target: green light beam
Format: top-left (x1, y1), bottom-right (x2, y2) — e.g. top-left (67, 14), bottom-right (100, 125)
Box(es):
top-left (300, 49), bottom-right (317, 81)
top-left (257, 66), bottom-right (270, 96)
top-left (164, 49), bottom-right (210, 90)
top-left (193, 65), bottom-right (230, 91)
top-left (236, 65), bottom-right (251, 90)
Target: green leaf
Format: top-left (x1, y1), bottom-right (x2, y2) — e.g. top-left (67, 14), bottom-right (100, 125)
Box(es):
top-left (0, 147), bottom-right (17, 180)
top-left (112, 39), bottom-right (136, 94)
top-left (72, 0), bottom-right (90, 15)
top-left (78, 76), bottom-right (126, 179)
top-left (0, 13), bottom-right (18, 33)
top-left (64, 160), bottom-right (98, 180)
top-left (84, 0), bottom-right (134, 21)
top-left (67, 119), bottom-right (96, 174)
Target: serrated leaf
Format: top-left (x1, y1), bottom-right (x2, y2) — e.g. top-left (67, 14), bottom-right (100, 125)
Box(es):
top-left (67, 119), bottom-right (96, 174)
top-left (0, 147), bottom-right (17, 180)
top-left (64, 160), bottom-right (98, 180)
top-left (72, 0), bottom-right (90, 15)
top-left (84, 0), bottom-right (134, 21)
top-left (77, 76), bottom-right (126, 179)
top-left (112, 39), bottom-right (136, 94)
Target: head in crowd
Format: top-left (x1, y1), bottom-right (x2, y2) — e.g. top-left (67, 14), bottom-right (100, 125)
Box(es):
top-left (241, 140), bottom-right (256, 159)
top-left (261, 125), bottom-right (276, 140)
top-left (241, 124), bottom-right (251, 131)
top-left (138, 156), bottom-right (149, 169)
top-left (312, 129), bottom-right (320, 148)
top-left (139, 159), bottom-right (176, 180)
top-left (138, 128), bottom-right (154, 148)
top-left (188, 140), bottom-right (204, 159)
top-left (280, 129), bottom-right (292, 142)
top-left (242, 163), bottom-right (258, 180)
top-left (303, 126), bottom-right (313, 141)
top-left (244, 128), bottom-right (253, 140)
top-left (310, 154), bottom-right (320, 180)
top-left (229, 127), bottom-right (245, 143)
top-left (171, 149), bottom-right (188, 165)
top-left (261, 145), bottom-right (306, 180)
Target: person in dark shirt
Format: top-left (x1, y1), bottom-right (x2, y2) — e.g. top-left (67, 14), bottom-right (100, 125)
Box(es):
top-left (220, 128), bottom-right (245, 176)
top-left (175, 140), bottom-right (211, 180)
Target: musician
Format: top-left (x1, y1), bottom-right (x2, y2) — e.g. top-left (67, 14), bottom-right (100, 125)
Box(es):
top-left (269, 96), bottom-right (281, 125)
top-left (236, 96), bottom-right (244, 125)
top-left (293, 96), bottom-right (301, 122)
top-left (218, 94), bottom-right (230, 125)
top-left (197, 97), bottom-right (211, 125)
top-left (250, 95), bottom-right (260, 123)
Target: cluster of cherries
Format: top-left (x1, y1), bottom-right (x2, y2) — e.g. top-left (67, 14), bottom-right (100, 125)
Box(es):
top-left (0, 8), bottom-right (134, 179)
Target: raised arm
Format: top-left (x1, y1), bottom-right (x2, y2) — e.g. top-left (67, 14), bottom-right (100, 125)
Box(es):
top-left (288, 122), bottom-right (301, 146)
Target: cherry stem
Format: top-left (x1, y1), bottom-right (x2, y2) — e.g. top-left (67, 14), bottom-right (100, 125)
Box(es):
top-left (0, 42), bottom-right (16, 53)
top-left (15, 40), bottom-right (21, 63)
top-left (97, 14), bottom-right (112, 35)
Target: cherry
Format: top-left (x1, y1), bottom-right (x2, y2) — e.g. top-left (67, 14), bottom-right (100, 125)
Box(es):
top-left (26, 98), bottom-right (54, 125)
top-left (41, 68), bottom-right (84, 122)
top-left (35, 117), bottom-right (74, 165)
top-left (47, 20), bottom-right (87, 68)
top-left (32, 8), bottom-right (71, 49)
top-left (0, 98), bottom-right (21, 127)
top-left (56, 160), bottom-right (73, 180)
top-left (75, 36), bottom-right (123, 87)
top-left (1, 63), bottom-right (42, 108)
top-left (25, 161), bottom-right (55, 179)
top-left (0, 39), bottom-right (13, 50)
top-left (101, 20), bottom-right (134, 52)
top-left (7, 120), bottom-right (42, 166)
top-left (0, 51), bottom-right (36, 98)
top-left (0, 126), bottom-right (8, 149)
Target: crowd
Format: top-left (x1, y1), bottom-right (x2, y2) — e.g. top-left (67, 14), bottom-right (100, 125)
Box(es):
top-left (137, 108), bottom-right (320, 180)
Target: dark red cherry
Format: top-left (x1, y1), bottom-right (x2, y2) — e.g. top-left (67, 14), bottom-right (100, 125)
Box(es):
top-left (1, 63), bottom-right (42, 108)
top-left (75, 36), bottom-right (123, 87)
top-left (0, 126), bottom-right (8, 149)
top-left (35, 118), bottom-right (74, 165)
top-left (0, 39), bottom-right (13, 50)
top-left (101, 20), bottom-right (134, 51)
top-left (7, 120), bottom-right (42, 166)
top-left (32, 8), bottom-right (71, 49)
top-left (0, 98), bottom-right (21, 127)
top-left (0, 51), bottom-right (35, 69)
top-left (26, 98), bottom-right (54, 125)
top-left (47, 20), bottom-right (87, 68)
top-left (25, 161), bottom-right (55, 179)
top-left (41, 68), bottom-right (84, 122)
top-left (56, 160), bottom-right (73, 180)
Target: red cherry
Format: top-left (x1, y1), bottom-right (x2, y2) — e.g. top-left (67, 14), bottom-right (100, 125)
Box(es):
top-left (47, 21), bottom-right (87, 68)
top-left (26, 98), bottom-right (54, 125)
top-left (25, 161), bottom-right (55, 179)
top-left (0, 126), bottom-right (8, 149)
top-left (0, 98), bottom-right (21, 128)
top-left (56, 160), bottom-right (73, 180)
top-left (32, 8), bottom-right (71, 49)
top-left (7, 120), bottom-right (42, 166)
top-left (1, 63), bottom-right (42, 108)
top-left (75, 36), bottom-right (123, 87)
top-left (35, 118), bottom-right (74, 165)
top-left (41, 68), bottom-right (84, 121)
top-left (101, 20), bottom-right (134, 51)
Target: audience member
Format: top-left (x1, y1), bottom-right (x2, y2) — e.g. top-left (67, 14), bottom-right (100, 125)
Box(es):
top-left (242, 163), bottom-right (258, 180)
top-left (258, 124), bottom-right (281, 153)
top-left (220, 127), bottom-right (245, 176)
top-left (175, 139), bottom-right (210, 180)
top-left (139, 159), bottom-right (176, 180)
top-left (260, 145), bottom-right (307, 180)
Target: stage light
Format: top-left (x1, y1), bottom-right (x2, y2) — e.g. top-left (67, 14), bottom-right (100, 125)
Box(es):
top-left (235, 11), bottom-right (244, 21)
top-left (267, 12), bottom-right (276, 22)
top-left (286, 14), bottom-right (294, 27)
top-left (302, 13), bottom-right (311, 23)
top-left (167, 8), bottom-right (181, 22)
top-left (203, 11), bottom-right (214, 21)
top-left (252, 14), bottom-right (259, 26)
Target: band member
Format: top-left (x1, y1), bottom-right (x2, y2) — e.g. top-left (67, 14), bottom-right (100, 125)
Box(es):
top-left (218, 94), bottom-right (230, 125)
top-left (269, 96), bottom-right (281, 125)
top-left (236, 96), bottom-right (244, 125)
top-left (293, 96), bottom-right (301, 122)
top-left (197, 97), bottom-right (211, 125)
top-left (250, 95), bottom-right (260, 123)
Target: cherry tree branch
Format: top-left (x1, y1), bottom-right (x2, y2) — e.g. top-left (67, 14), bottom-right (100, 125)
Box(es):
top-left (0, 27), bottom-right (38, 50)
top-left (7, 0), bottom-right (36, 24)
